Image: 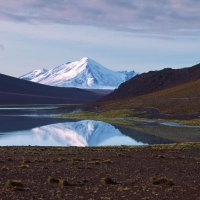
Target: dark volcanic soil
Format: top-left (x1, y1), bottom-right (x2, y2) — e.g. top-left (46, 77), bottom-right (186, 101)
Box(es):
top-left (0, 144), bottom-right (200, 200)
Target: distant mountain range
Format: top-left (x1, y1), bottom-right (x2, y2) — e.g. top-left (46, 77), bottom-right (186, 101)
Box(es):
top-left (20, 57), bottom-right (136, 89)
top-left (0, 73), bottom-right (103, 104)
top-left (2, 57), bottom-right (200, 109)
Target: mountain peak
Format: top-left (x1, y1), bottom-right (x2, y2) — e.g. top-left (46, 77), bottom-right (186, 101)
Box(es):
top-left (80, 56), bottom-right (90, 62)
top-left (79, 57), bottom-right (97, 66)
top-left (20, 57), bottom-right (137, 89)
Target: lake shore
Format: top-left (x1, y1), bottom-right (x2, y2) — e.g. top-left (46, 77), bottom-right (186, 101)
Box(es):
top-left (1, 143), bottom-right (200, 200)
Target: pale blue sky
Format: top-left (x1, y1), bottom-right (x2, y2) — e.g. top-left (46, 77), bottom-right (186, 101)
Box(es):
top-left (0, 0), bottom-right (200, 77)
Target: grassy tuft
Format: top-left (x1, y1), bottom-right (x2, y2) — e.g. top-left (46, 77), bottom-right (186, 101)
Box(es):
top-left (4, 180), bottom-right (29, 191)
top-left (59, 179), bottom-right (70, 188)
top-left (1, 166), bottom-right (9, 171)
top-left (117, 186), bottom-right (130, 192)
top-left (47, 176), bottom-right (59, 184)
top-left (101, 177), bottom-right (117, 185)
top-left (19, 164), bottom-right (30, 169)
top-left (150, 176), bottom-right (175, 187)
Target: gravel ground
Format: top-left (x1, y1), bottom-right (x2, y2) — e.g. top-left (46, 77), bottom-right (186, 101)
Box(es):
top-left (0, 144), bottom-right (200, 200)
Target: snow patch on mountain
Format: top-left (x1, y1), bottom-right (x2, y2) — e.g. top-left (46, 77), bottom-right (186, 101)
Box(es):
top-left (20, 57), bottom-right (137, 89)
top-left (20, 68), bottom-right (48, 81)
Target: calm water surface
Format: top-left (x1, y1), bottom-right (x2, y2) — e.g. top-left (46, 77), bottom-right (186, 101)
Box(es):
top-left (0, 106), bottom-right (200, 146)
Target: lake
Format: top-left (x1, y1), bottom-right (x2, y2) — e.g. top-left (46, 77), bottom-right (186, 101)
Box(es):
top-left (0, 106), bottom-right (200, 146)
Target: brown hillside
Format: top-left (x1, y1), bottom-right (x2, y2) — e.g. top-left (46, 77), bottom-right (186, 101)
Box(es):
top-left (99, 77), bottom-right (200, 115)
top-left (103, 63), bottom-right (200, 101)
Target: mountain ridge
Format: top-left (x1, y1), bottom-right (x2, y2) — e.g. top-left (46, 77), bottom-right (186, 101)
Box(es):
top-left (103, 63), bottom-right (200, 101)
top-left (20, 57), bottom-right (136, 89)
top-left (0, 73), bottom-right (103, 104)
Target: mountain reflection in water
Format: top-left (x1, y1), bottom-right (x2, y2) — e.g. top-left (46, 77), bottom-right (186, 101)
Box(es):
top-left (0, 120), bottom-right (146, 146)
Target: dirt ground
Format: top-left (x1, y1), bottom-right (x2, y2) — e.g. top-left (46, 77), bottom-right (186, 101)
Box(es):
top-left (0, 144), bottom-right (200, 200)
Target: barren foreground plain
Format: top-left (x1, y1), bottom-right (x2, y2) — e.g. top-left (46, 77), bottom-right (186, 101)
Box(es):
top-left (0, 143), bottom-right (200, 200)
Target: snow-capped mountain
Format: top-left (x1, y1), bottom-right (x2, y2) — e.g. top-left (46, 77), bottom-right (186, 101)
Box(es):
top-left (20, 68), bottom-right (48, 81)
top-left (20, 57), bottom-right (137, 89)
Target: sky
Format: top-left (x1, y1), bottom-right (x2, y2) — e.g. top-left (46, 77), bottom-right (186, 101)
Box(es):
top-left (0, 0), bottom-right (200, 77)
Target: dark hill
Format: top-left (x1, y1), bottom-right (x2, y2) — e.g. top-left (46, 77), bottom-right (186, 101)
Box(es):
top-left (0, 73), bottom-right (102, 104)
top-left (103, 63), bottom-right (200, 101)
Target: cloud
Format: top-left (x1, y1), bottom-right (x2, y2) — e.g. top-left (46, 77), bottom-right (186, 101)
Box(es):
top-left (0, 0), bottom-right (200, 37)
